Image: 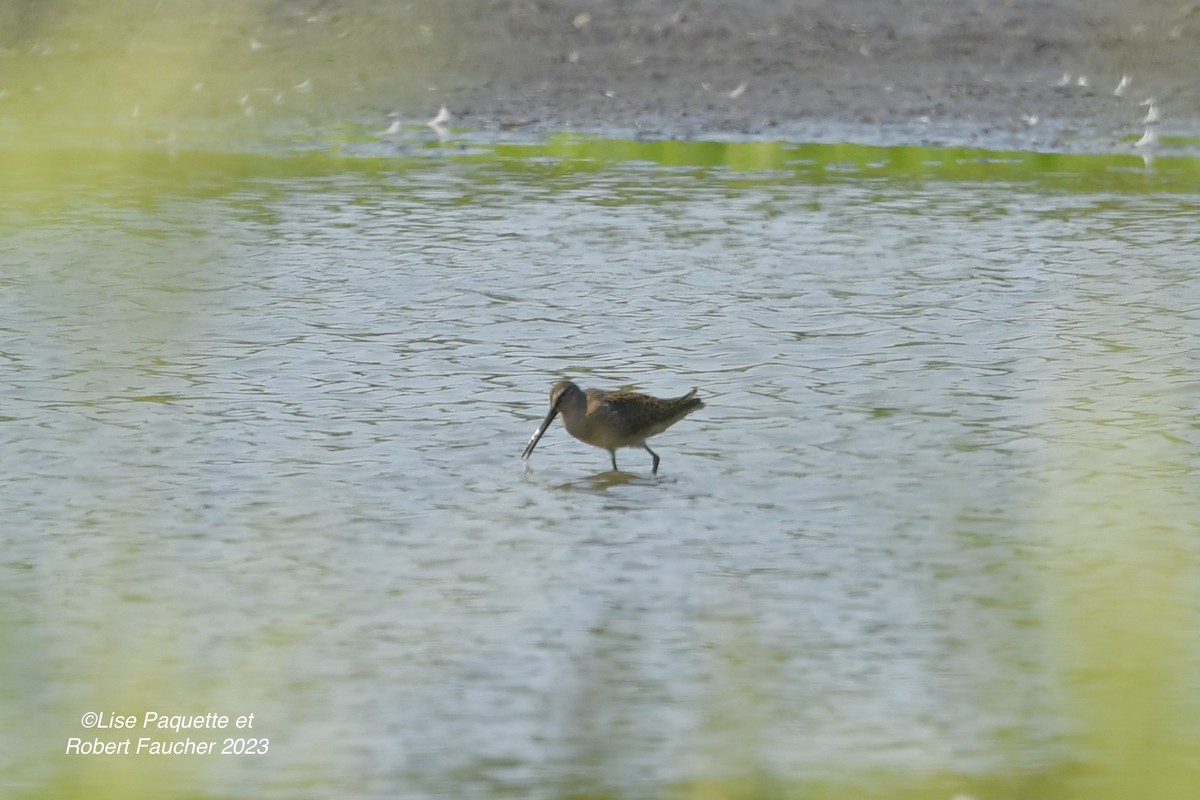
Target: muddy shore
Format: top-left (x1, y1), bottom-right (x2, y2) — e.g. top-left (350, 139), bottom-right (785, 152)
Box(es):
top-left (387, 0), bottom-right (1199, 145)
top-left (3, 1), bottom-right (1197, 149)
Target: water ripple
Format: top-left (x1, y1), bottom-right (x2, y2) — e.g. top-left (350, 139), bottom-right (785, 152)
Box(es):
top-left (4, 158), bottom-right (1199, 796)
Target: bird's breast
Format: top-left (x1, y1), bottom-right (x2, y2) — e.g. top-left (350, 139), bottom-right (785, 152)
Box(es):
top-left (561, 407), bottom-right (629, 450)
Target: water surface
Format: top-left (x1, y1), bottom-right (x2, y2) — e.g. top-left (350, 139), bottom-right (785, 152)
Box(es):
top-left (3, 137), bottom-right (1199, 799)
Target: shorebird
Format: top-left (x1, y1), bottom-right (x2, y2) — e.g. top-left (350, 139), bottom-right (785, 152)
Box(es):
top-left (427, 105), bottom-right (451, 134)
top-left (521, 380), bottom-right (704, 474)
top-left (1134, 126), bottom-right (1158, 149)
top-left (1141, 97), bottom-right (1161, 124)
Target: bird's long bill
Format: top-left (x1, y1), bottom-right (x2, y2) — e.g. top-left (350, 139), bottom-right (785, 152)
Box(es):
top-left (521, 406), bottom-right (559, 461)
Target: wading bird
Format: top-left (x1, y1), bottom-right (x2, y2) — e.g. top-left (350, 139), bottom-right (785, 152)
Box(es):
top-left (522, 380), bottom-right (703, 474)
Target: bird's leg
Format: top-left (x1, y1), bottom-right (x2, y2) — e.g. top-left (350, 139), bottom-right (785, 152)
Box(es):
top-left (644, 444), bottom-right (661, 474)
top-left (609, 450), bottom-right (618, 472)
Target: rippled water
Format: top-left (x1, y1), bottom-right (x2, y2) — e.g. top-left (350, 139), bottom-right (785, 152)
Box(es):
top-left (3, 140), bottom-right (1199, 798)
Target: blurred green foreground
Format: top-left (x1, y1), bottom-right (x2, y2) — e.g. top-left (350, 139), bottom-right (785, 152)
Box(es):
top-left (3, 2), bottom-right (1199, 799)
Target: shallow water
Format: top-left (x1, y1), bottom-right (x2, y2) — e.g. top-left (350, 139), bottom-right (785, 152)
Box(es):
top-left (3, 136), bottom-right (1200, 799)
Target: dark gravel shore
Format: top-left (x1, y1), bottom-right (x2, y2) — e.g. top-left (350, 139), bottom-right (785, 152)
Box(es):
top-left (3, 0), bottom-right (1197, 148)
top-left (389, 0), bottom-right (1199, 144)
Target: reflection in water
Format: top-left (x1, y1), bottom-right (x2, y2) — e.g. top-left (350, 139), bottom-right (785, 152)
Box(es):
top-left (550, 470), bottom-right (650, 493)
top-left (2, 142), bottom-right (1199, 799)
